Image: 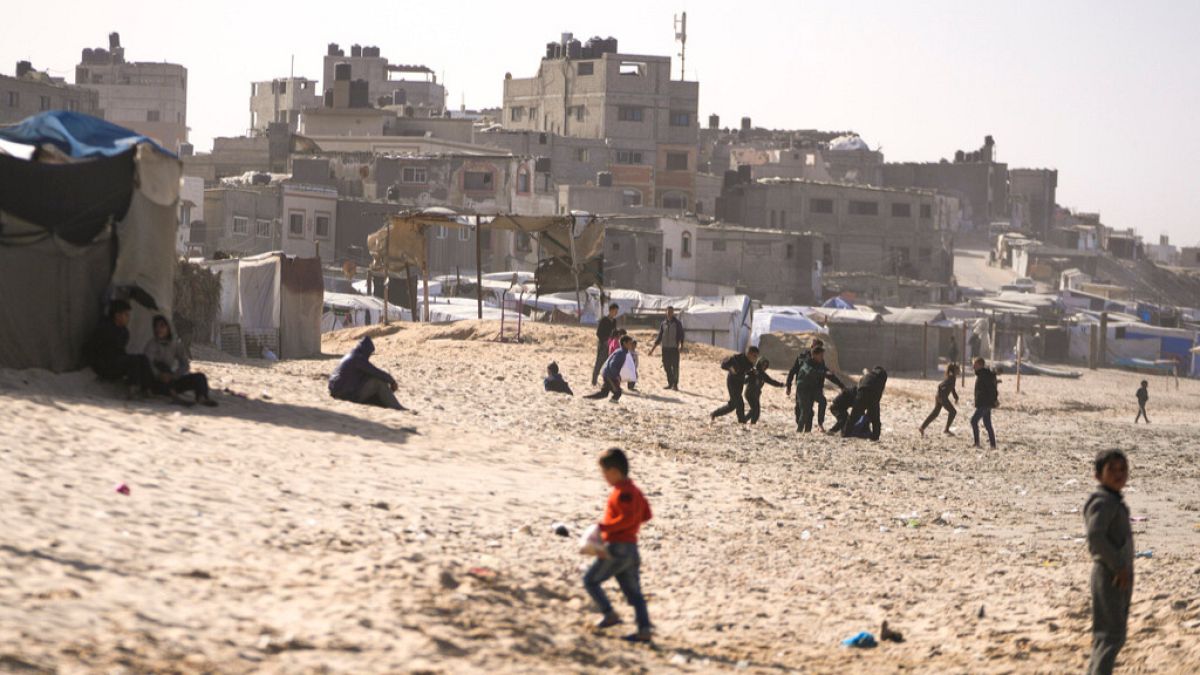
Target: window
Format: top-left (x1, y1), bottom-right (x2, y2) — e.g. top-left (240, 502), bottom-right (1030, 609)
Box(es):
top-left (315, 213), bottom-right (330, 238)
top-left (179, 204), bottom-right (191, 227)
top-left (458, 227), bottom-right (471, 242)
top-left (510, 106), bottom-right (524, 122)
top-left (279, 81), bottom-right (287, 94)
top-left (712, 240), bottom-right (727, 252)
top-left (786, 243), bottom-right (795, 259)
top-left (146, 110), bottom-right (160, 122)
top-left (621, 189), bottom-right (642, 207)
top-left (648, 246), bottom-right (658, 264)
top-left (822, 243), bottom-right (833, 267)
top-left (665, 152), bottom-right (689, 171)
top-left (848, 200), bottom-right (879, 216)
top-left (256, 219), bottom-right (272, 237)
top-left (805, 153), bottom-right (816, 166)
top-left (920, 204), bottom-right (933, 219)
top-left (780, 210), bottom-right (787, 226)
top-left (617, 106), bottom-right (644, 122)
top-left (615, 150), bottom-right (643, 165)
top-left (5, 92), bottom-right (17, 107)
top-left (569, 105), bottom-right (585, 122)
top-left (769, 210), bottom-right (777, 228)
top-left (665, 248), bottom-right (673, 269)
top-left (611, 240), bottom-right (621, 252)
top-left (517, 170), bottom-right (530, 193)
top-left (810, 198), bottom-right (834, 214)
top-left (288, 212), bottom-right (304, 236)
top-left (681, 231), bottom-right (692, 257)
top-left (661, 193), bottom-right (687, 209)
top-left (435, 225), bottom-right (447, 240)
top-left (65, 99), bottom-right (79, 112)
top-left (577, 62), bottom-right (594, 76)
top-left (891, 203), bottom-right (912, 218)
top-left (528, 107), bottom-right (537, 122)
top-left (401, 166), bottom-right (427, 184)
top-left (619, 61), bottom-right (645, 77)
top-left (464, 171), bottom-right (493, 191)
top-left (39, 96), bottom-right (51, 111)
top-left (670, 111), bottom-right (690, 127)
top-left (232, 216), bottom-right (249, 235)
top-left (574, 147), bottom-right (589, 162)
top-left (919, 247), bottom-right (932, 264)
top-left (515, 232), bottom-right (532, 252)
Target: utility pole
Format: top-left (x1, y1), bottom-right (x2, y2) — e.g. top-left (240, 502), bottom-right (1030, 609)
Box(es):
top-left (674, 12), bottom-right (687, 80)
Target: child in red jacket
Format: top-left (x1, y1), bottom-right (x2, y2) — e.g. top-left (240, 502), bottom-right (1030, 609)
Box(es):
top-left (583, 447), bottom-right (653, 642)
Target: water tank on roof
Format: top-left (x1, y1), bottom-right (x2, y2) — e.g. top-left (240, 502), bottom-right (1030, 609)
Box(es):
top-left (335, 62), bottom-right (351, 81)
top-left (327, 43), bottom-right (340, 56)
top-left (349, 80), bottom-right (369, 108)
top-left (546, 42), bottom-right (558, 59)
top-left (708, 114), bottom-right (720, 129)
top-left (561, 32), bottom-right (574, 44)
top-left (597, 172), bottom-right (613, 187)
top-left (737, 164), bottom-right (752, 183)
top-left (567, 39), bottom-right (582, 59)
top-left (351, 44), bottom-right (362, 57)
top-left (741, 117), bottom-right (752, 131)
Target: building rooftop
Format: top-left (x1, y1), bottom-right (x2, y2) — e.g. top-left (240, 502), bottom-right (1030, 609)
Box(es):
top-left (752, 177), bottom-right (938, 197)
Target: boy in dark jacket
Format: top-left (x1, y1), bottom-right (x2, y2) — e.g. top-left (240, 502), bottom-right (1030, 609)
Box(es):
top-left (1084, 450), bottom-right (1134, 675)
top-left (841, 366), bottom-right (887, 441)
top-left (584, 448), bottom-right (653, 643)
top-left (592, 304), bottom-right (619, 385)
top-left (1134, 380), bottom-right (1149, 423)
top-left (86, 299), bottom-right (154, 396)
top-left (648, 306), bottom-right (685, 390)
top-left (585, 336), bottom-right (631, 402)
top-left (786, 339), bottom-right (829, 429)
top-left (787, 347), bottom-right (845, 433)
top-left (827, 385), bottom-right (858, 435)
top-left (328, 336), bottom-right (406, 410)
top-left (970, 357), bottom-right (999, 448)
top-left (744, 358), bottom-right (785, 424)
top-left (919, 364), bottom-right (959, 436)
top-left (544, 362), bottom-right (574, 395)
top-left (710, 347), bottom-right (759, 422)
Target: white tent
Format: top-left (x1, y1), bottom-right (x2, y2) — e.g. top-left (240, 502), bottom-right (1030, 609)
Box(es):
top-left (200, 252), bottom-right (323, 359)
top-left (583, 289), bottom-right (752, 352)
top-left (749, 311), bottom-right (827, 347)
top-left (323, 292), bottom-right (386, 332)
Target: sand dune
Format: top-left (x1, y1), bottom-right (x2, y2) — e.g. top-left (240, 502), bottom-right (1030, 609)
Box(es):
top-left (2, 321), bottom-right (1198, 673)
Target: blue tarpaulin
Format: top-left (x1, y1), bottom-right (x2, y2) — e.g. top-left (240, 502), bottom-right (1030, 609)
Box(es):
top-left (822, 296), bottom-right (856, 310)
top-left (0, 110), bottom-right (173, 159)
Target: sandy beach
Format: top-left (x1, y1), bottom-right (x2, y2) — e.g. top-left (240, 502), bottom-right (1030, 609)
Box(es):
top-left (2, 321), bottom-right (1198, 673)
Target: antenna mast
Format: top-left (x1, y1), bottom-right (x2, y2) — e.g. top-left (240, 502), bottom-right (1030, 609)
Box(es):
top-left (674, 11), bottom-right (687, 80)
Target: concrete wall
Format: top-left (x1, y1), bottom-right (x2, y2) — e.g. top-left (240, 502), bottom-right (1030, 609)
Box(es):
top-left (603, 226), bottom-right (664, 293)
top-left (322, 52), bottom-right (444, 111)
top-left (76, 61), bottom-right (188, 151)
top-left (281, 183), bottom-right (338, 262)
top-left (334, 198), bottom-right (405, 264)
top-left (881, 160), bottom-right (1008, 230)
top-left (0, 72), bottom-right (100, 125)
top-left (1009, 168), bottom-right (1057, 238)
top-left (828, 322), bottom-right (944, 375)
top-left (299, 108), bottom-right (389, 136)
top-left (200, 187), bottom-right (280, 256)
top-left (178, 176), bottom-right (205, 255)
top-left (251, 77), bottom-right (320, 133)
top-left (182, 135), bottom-right (271, 184)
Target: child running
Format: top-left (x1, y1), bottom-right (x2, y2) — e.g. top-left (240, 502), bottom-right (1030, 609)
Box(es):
top-left (583, 448), bottom-right (653, 643)
top-left (1084, 449), bottom-right (1134, 675)
top-left (1134, 380), bottom-right (1149, 423)
top-left (919, 363), bottom-right (960, 436)
top-left (744, 358), bottom-right (785, 424)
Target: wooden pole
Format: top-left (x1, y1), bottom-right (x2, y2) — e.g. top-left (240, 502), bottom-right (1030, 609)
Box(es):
top-left (422, 225), bottom-right (431, 322)
top-left (475, 215), bottom-right (483, 320)
top-left (404, 263), bottom-right (416, 322)
top-left (1015, 334), bottom-right (1023, 394)
top-left (989, 312), bottom-right (998, 363)
top-left (961, 320), bottom-right (968, 388)
top-left (1098, 312), bottom-right (1109, 368)
top-left (383, 219), bottom-right (392, 324)
top-left (1089, 324), bottom-right (1098, 370)
top-left (922, 321), bottom-right (929, 379)
top-left (569, 214), bottom-right (582, 324)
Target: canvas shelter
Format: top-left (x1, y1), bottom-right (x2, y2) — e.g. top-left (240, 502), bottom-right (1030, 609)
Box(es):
top-left (0, 111), bottom-right (179, 372)
top-left (199, 252), bottom-right (323, 359)
top-left (367, 208), bottom-right (605, 321)
top-left (582, 289), bottom-right (752, 352)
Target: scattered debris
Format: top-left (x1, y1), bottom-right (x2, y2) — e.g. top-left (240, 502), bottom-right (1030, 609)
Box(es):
top-left (880, 620), bottom-right (905, 643)
top-left (842, 631), bottom-right (877, 648)
top-left (114, 483), bottom-right (130, 496)
top-left (552, 522), bottom-right (571, 537)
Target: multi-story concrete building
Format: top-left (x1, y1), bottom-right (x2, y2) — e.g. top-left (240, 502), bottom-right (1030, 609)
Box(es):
top-left (716, 176), bottom-right (956, 283)
top-left (881, 136), bottom-right (1008, 231)
top-left (197, 180), bottom-right (338, 263)
top-left (1009, 168), bottom-right (1057, 238)
top-left (1, 61), bottom-right (99, 125)
top-left (75, 33), bottom-right (188, 152)
top-left (250, 77), bottom-right (320, 133)
top-left (322, 43), bottom-right (444, 113)
top-left (502, 33), bottom-right (699, 210)
top-left (178, 176), bottom-right (205, 255)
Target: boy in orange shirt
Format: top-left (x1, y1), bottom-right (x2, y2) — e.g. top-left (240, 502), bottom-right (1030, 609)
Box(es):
top-left (584, 448), bottom-right (653, 642)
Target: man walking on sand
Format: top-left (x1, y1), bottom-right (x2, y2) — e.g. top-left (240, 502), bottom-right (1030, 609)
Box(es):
top-left (648, 307), bottom-right (685, 391)
top-left (593, 303), bottom-right (619, 386)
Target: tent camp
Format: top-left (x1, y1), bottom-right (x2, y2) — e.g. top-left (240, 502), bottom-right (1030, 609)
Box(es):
top-left (0, 111), bottom-right (179, 372)
top-left (323, 291), bottom-right (386, 332)
top-left (582, 289), bottom-right (752, 352)
top-left (199, 252), bottom-right (323, 359)
top-left (1068, 317), bottom-right (1198, 375)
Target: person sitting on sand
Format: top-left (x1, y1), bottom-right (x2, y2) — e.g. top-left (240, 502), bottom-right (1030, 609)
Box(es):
top-left (711, 346), bottom-right (759, 423)
top-left (85, 299), bottom-right (154, 396)
top-left (328, 336), bottom-right (406, 410)
top-left (143, 315), bottom-right (217, 407)
top-left (585, 336), bottom-right (632, 402)
top-left (919, 363), bottom-right (959, 436)
top-left (544, 362), bottom-right (573, 395)
top-left (584, 448), bottom-right (653, 643)
top-left (744, 358), bottom-right (785, 425)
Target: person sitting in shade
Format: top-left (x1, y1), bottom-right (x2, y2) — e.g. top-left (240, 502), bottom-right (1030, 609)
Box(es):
top-left (143, 315), bottom-right (217, 407)
top-left (328, 336), bottom-right (407, 410)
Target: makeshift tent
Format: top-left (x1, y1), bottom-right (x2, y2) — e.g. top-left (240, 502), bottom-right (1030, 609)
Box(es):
top-left (1067, 318), bottom-right (1198, 373)
top-left (323, 292), bottom-right (386, 332)
top-left (749, 311), bottom-right (828, 348)
top-left (0, 111), bottom-right (179, 372)
top-left (199, 252), bottom-right (323, 359)
top-left (821, 296), bottom-right (856, 310)
top-left (583, 289), bottom-right (752, 352)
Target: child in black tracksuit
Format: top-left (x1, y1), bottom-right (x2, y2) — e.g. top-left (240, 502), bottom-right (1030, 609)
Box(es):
top-left (744, 358), bottom-right (785, 424)
top-left (827, 385), bottom-right (858, 435)
top-left (1134, 380), bottom-right (1149, 423)
top-left (919, 364), bottom-right (960, 436)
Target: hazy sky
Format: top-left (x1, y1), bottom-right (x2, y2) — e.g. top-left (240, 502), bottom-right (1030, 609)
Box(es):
top-left (5, 1), bottom-right (1198, 244)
